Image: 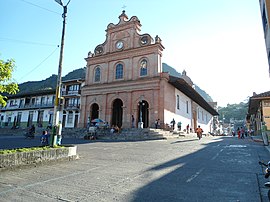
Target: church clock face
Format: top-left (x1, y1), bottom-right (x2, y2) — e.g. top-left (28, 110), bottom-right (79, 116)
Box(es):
top-left (116, 41), bottom-right (124, 50)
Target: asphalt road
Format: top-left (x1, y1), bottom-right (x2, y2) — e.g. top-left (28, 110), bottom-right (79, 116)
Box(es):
top-left (0, 135), bottom-right (269, 202)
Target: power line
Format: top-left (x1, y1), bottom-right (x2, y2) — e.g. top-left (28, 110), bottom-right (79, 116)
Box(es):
top-left (0, 37), bottom-right (58, 47)
top-left (17, 0), bottom-right (61, 15)
top-left (17, 46), bottom-right (59, 82)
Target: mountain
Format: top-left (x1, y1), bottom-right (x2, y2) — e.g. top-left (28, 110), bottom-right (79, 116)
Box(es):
top-left (17, 68), bottom-right (86, 95)
top-left (162, 63), bottom-right (181, 77)
top-left (16, 65), bottom-right (212, 103)
top-left (62, 68), bottom-right (86, 81)
top-left (218, 102), bottom-right (248, 128)
top-left (162, 63), bottom-right (213, 102)
top-left (194, 86), bottom-right (213, 102)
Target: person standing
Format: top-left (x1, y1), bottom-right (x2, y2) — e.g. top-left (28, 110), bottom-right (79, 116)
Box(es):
top-left (240, 127), bottom-right (245, 139)
top-left (155, 119), bottom-right (158, 129)
top-left (157, 119), bottom-right (160, 129)
top-left (186, 124), bottom-right (190, 134)
top-left (177, 121), bottom-right (182, 131)
top-left (171, 118), bottom-right (176, 130)
top-left (131, 115), bottom-right (135, 128)
top-left (41, 130), bottom-right (49, 146)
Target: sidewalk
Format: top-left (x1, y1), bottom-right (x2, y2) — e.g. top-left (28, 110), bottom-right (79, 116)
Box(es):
top-left (251, 135), bottom-right (270, 153)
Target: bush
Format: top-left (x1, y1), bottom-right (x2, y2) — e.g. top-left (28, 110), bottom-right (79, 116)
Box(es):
top-left (0, 146), bottom-right (64, 155)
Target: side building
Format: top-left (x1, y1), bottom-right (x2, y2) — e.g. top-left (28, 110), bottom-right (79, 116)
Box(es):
top-left (80, 11), bottom-right (218, 133)
top-left (259, 0), bottom-right (270, 75)
top-left (247, 91), bottom-right (270, 134)
top-left (62, 79), bottom-right (84, 128)
top-left (0, 79), bottom-right (84, 129)
top-left (0, 89), bottom-right (55, 129)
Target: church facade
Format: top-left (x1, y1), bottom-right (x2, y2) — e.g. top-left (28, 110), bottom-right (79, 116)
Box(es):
top-left (80, 11), bottom-right (218, 133)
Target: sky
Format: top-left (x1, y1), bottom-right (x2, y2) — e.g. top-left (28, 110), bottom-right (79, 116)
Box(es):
top-left (1, 0), bottom-right (269, 107)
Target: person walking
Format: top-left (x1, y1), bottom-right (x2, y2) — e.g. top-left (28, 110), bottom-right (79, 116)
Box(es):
top-left (240, 127), bottom-right (245, 139)
top-left (237, 127), bottom-right (241, 139)
top-left (196, 125), bottom-right (203, 140)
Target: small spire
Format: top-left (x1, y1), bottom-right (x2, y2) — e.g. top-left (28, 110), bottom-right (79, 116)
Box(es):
top-left (182, 70), bottom-right (187, 76)
top-left (119, 10), bottom-right (128, 22)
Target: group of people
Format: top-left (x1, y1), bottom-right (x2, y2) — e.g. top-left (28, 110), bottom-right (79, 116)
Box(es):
top-left (236, 127), bottom-right (247, 139)
top-left (170, 119), bottom-right (192, 134)
top-left (170, 118), bottom-right (203, 140)
top-left (24, 123), bottom-right (63, 146)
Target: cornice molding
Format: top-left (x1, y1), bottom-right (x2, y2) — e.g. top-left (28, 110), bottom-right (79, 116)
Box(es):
top-left (86, 44), bottom-right (163, 65)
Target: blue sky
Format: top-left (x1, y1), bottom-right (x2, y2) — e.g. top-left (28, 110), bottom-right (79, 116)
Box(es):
top-left (1, 0), bottom-right (269, 107)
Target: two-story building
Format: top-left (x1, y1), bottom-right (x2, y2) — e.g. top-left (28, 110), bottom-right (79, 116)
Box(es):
top-left (0, 79), bottom-right (84, 129)
top-left (80, 11), bottom-right (218, 133)
top-left (0, 89), bottom-right (55, 128)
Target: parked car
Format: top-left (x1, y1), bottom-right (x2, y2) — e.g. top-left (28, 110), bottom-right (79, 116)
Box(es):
top-left (95, 122), bottom-right (109, 128)
top-left (91, 118), bottom-right (109, 128)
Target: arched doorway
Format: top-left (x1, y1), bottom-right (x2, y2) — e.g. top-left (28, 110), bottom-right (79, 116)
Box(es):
top-left (112, 99), bottom-right (123, 127)
top-left (137, 100), bottom-right (149, 128)
top-left (91, 103), bottom-right (99, 120)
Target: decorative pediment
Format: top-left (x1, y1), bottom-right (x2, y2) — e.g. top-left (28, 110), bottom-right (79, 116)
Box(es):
top-left (112, 31), bottom-right (130, 40)
top-left (106, 10), bottom-right (141, 31)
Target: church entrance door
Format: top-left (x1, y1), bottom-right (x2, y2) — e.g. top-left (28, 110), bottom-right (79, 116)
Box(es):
top-left (137, 100), bottom-right (149, 128)
top-left (112, 99), bottom-right (123, 127)
top-left (91, 103), bottom-right (99, 120)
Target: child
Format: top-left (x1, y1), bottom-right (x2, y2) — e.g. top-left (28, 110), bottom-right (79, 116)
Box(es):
top-left (41, 130), bottom-right (49, 146)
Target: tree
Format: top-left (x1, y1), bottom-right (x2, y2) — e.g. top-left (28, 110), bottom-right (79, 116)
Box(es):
top-left (0, 58), bottom-right (19, 106)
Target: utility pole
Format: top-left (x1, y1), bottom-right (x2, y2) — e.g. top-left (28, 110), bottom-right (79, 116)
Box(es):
top-left (51, 0), bottom-right (71, 146)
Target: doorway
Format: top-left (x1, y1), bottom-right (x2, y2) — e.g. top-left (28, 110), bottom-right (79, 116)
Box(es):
top-left (137, 100), bottom-right (149, 128)
top-left (112, 99), bottom-right (123, 127)
top-left (91, 103), bottom-right (99, 120)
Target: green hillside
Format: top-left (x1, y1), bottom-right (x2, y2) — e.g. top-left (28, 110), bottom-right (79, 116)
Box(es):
top-left (16, 65), bottom-right (213, 103)
top-left (162, 63), bottom-right (213, 102)
top-left (17, 68), bottom-right (86, 95)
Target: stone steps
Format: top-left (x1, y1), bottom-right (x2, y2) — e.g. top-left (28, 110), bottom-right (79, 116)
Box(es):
top-left (94, 128), bottom-right (189, 141)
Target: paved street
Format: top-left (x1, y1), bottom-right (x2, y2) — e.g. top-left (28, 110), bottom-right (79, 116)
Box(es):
top-left (0, 135), bottom-right (269, 202)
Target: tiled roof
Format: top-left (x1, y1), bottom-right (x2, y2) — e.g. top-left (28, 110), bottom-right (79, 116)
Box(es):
top-left (251, 91), bottom-right (270, 99)
top-left (248, 90), bottom-right (270, 116)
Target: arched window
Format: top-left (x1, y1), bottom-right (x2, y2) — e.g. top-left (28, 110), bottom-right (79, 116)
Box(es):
top-left (140, 59), bottom-right (147, 76)
top-left (94, 66), bottom-right (101, 82)
top-left (115, 63), bottom-right (123, 79)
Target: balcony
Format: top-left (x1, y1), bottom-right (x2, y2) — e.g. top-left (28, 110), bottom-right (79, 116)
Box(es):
top-left (20, 103), bottom-right (54, 109)
top-left (64, 104), bottom-right (80, 110)
top-left (62, 90), bottom-right (81, 96)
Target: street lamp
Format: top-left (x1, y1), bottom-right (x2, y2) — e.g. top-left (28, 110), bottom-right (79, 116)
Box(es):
top-left (51, 0), bottom-right (71, 146)
top-left (138, 96), bottom-right (144, 128)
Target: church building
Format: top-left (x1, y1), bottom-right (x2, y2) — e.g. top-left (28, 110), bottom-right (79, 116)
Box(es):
top-left (80, 11), bottom-right (218, 133)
